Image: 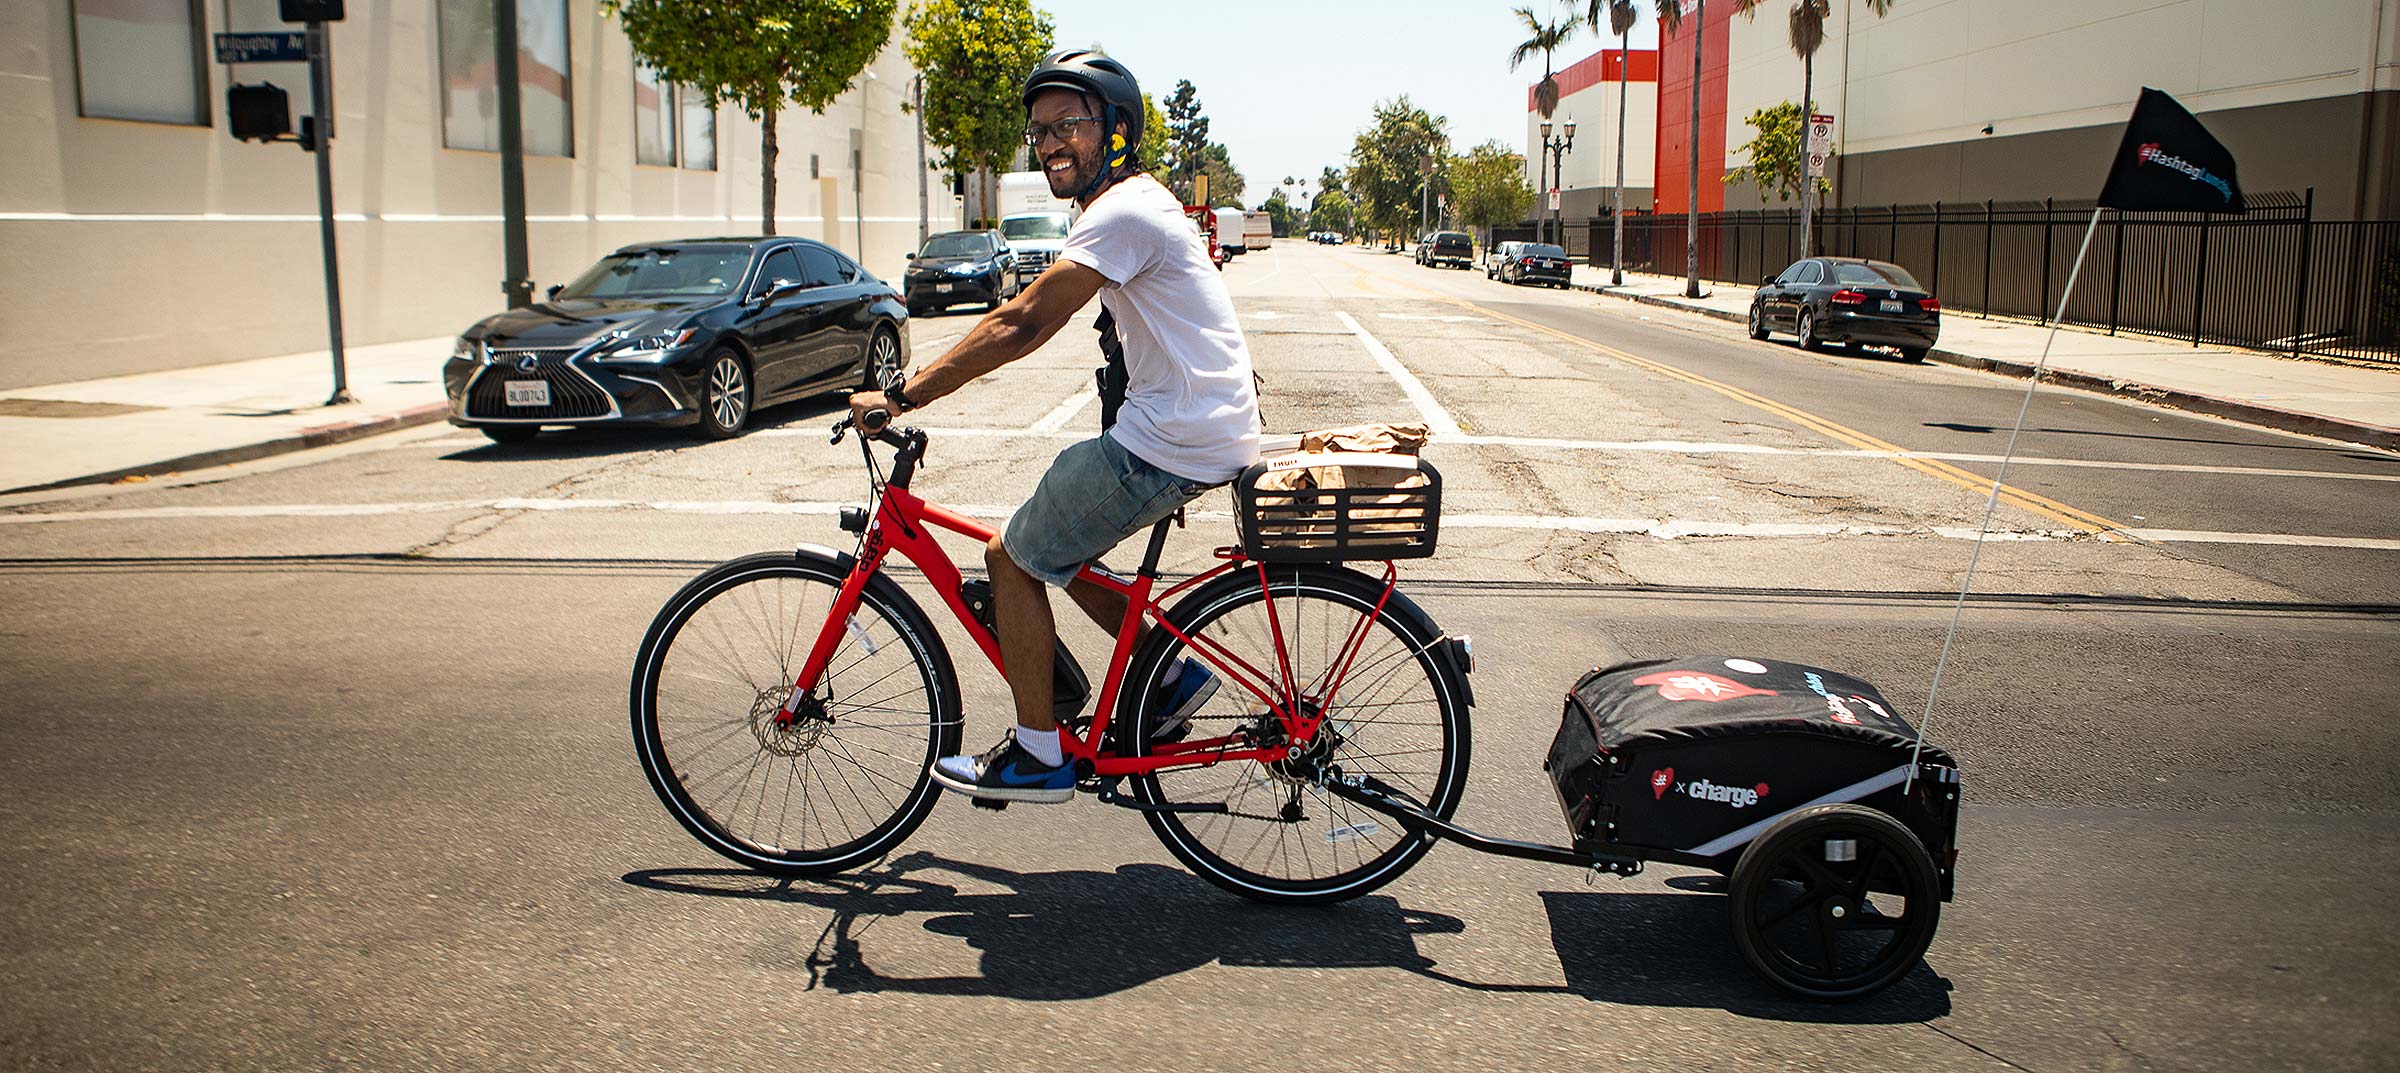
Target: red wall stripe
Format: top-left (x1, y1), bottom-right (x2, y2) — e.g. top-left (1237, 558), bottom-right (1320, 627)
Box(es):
top-left (1528, 48), bottom-right (1660, 111)
top-left (1654, 4), bottom-right (1733, 214)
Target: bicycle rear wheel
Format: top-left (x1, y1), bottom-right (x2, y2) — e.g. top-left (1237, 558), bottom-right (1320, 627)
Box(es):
top-left (631, 551), bottom-right (960, 875)
top-left (1126, 563), bottom-right (1471, 904)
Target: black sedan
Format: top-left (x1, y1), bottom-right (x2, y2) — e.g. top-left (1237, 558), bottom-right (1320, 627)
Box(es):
top-left (903, 229), bottom-right (1018, 315)
top-left (1747, 257), bottom-right (1941, 361)
top-left (444, 237), bottom-right (908, 444)
top-left (1493, 242), bottom-right (1572, 287)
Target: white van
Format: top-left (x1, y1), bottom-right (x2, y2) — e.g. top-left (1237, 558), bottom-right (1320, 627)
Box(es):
top-left (1213, 206), bottom-right (1247, 258)
top-left (1244, 210), bottom-right (1273, 250)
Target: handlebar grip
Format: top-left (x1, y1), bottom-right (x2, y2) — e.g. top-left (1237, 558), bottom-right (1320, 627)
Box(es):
top-left (859, 407), bottom-right (892, 434)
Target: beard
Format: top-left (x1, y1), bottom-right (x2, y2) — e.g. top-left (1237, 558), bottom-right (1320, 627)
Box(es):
top-left (1042, 142), bottom-right (1103, 199)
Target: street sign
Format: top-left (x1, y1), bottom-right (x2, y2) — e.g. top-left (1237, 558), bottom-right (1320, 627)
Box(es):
top-left (1549, 187), bottom-right (1562, 211)
top-left (215, 32), bottom-right (308, 63)
top-left (1807, 113), bottom-right (1834, 156)
top-left (1806, 150), bottom-right (1828, 177)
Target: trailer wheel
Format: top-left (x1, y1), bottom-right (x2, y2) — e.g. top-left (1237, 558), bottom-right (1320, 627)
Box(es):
top-left (1728, 803), bottom-right (1940, 1001)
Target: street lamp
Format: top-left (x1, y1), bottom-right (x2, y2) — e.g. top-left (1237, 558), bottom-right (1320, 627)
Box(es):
top-left (1538, 118), bottom-right (1575, 247)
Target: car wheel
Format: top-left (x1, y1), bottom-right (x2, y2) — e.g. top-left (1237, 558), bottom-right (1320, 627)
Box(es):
top-left (480, 424), bottom-right (539, 445)
top-left (1798, 309), bottom-right (1824, 352)
top-left (860, 326), bottom-right (904, 392)
top-left (697, 348), bottom-right (752, 439)
top-left (1747, 301), bottom-right (1771, 340)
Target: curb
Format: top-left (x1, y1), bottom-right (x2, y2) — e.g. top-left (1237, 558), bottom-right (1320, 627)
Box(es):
top-left (1568, 280), bottom-right (2399, 452)
top-left (3, 401), bottom-right (453, 496)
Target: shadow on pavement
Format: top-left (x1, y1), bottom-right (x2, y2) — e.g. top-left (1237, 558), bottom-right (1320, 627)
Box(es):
top-left (624, 852), bottom-right (1460, 1000)
top-left (623, 852), bottom-right (1951, 1022)
top-left (436, 397), bottom-right (850, 462)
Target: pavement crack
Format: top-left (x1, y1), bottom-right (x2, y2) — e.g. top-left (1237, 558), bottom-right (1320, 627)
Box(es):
top-left (1922, 1023), bottom-right (2040, 1073)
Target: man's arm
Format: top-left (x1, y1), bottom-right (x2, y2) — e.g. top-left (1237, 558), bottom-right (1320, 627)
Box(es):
top-left (849, 260), bottom-right (1107, 427)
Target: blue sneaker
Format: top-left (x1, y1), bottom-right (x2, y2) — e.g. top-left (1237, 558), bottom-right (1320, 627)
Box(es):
top-left (1146, 658), bottom-right (1219, 744)
top-left (930, 734), bottom-right (1074, 804)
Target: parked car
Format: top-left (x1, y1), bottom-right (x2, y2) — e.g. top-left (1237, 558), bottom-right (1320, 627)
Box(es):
top-left (904, 229), bottom-right (1018, 314)
top-left (444, 237), bottom-right (908, 445)
top-left (1747, 257), bottom-right (1941, 361)
top-left (1492, 242), bottom-right (1572, 287)
top-left (1416, 230), bottom-right (1474, 269)
top-left (1484, 240), bottom-right (1521, 276)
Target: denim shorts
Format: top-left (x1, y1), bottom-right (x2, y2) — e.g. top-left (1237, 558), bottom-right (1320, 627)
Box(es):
top-left (1002, 433), bottom-right (1210, 588)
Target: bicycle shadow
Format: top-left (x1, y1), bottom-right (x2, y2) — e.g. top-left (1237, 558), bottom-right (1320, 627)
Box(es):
top-left (623, 851), bottom-right (1463, 1000)
top-left (622, 855), bottom-right (1951, 1022)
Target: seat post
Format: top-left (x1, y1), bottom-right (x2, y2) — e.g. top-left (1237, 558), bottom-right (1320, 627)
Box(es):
top-left (1136, 512), bottom-right (1179, 578)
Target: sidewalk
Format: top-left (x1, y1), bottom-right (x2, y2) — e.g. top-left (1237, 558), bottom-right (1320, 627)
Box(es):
top-left (1568, 265), bottom-right (2400, 451)
top-left (0, 336), bottom-right (454, 495)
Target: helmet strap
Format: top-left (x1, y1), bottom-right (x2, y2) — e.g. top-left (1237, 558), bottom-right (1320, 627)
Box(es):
top-left (1078, 101), bottom-right (1119, 201)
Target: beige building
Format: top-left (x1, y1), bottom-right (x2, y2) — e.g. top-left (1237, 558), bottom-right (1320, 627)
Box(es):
top-left (1706, 0), bottom-right (2400, 218)
top-left (1, 0), bottom-right (958, 388)
top-left (1523, 47), bottom-right (1660, 222)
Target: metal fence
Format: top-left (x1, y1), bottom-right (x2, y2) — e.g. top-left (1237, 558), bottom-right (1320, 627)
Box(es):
top-left (1532, 191), bottom-right (2399, 366)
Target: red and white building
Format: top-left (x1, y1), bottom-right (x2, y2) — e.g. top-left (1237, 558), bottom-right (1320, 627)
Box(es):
top-left (1523, 47), bottom-right (1660, 223)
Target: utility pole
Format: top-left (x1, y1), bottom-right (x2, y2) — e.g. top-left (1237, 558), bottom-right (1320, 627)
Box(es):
top-left (495, 0), bottom-right (532, 310)
top-left (914, 74), bottom-right (928, 247)
top-left (219, 1), bottom-right (351, 402)
top-left (303, 17), bottom-right (351, 402)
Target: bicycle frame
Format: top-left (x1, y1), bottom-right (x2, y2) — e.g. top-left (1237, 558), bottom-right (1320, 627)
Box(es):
top-left (777, 430), bottom-right (1402, 780)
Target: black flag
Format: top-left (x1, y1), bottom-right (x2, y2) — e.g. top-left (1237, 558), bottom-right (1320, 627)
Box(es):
top-left (2098, 87), bottom-right (2245, 214)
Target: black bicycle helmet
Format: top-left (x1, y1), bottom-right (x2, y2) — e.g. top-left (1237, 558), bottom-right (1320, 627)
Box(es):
top-left (1021, 49), bottom-right (1142, 199)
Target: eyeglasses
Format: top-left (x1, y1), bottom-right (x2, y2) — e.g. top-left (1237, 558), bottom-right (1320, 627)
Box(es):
top-left (1021, 116), bottom-right (1102, 146)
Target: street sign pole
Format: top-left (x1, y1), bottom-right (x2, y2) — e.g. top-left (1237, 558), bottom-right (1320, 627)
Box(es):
top-left (495, 0), bottom-right (532, 310)
top-left (1804, 113), bottom-right (1833, 260)
top-left (306, 21), bottom-right (351, 404)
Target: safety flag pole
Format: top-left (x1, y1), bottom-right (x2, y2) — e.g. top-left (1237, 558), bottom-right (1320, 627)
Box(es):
top-left (1908, 88), bottom-right (2246, 789)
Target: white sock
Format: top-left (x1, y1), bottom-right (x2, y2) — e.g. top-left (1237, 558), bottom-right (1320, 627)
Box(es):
top-left (1015, 724), bottom-right (1063, 767)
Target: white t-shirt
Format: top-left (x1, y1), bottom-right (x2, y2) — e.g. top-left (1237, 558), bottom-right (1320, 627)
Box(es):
top-left (1056, 173), bottom-right (1260, 484)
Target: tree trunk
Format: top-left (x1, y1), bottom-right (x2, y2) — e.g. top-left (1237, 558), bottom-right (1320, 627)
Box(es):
top-left (1800, 53), bottom-right (1815, 259)
top-left (1685, 0), bottom-right (1704, 298)
top-left (1613, 25), bottom-right (1628, 285)
top-left (760, 100), bottom-right (780, 236)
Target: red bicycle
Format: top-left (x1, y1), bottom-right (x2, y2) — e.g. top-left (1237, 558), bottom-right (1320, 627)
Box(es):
top-left (631, 415), bottom-right (1474, 904)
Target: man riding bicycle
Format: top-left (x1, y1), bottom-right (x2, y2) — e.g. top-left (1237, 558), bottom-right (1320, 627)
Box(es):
top-left (847, 50), bottom-right (1261, 804)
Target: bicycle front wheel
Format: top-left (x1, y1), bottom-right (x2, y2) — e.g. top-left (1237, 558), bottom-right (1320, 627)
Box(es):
top-left (1127, 563), bottom-right (1471, 904)
top-left (631, 551), bottom-right (961, 875)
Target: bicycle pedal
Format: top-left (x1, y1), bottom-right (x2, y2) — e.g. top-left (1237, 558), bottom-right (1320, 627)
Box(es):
top-left (969, 797), bottom-right (1010, 812)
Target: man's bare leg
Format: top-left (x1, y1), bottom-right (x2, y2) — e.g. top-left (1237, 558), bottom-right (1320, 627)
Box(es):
top-left (986, 535), bottom-right (1056, 733)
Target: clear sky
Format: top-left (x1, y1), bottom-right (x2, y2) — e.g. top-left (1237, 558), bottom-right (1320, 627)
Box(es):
top-left (1037, 0), bottom-right (1662, 209)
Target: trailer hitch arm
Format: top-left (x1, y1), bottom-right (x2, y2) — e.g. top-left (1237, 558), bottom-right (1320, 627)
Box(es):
top-left (1321, 771), bottom-right (1644, 876)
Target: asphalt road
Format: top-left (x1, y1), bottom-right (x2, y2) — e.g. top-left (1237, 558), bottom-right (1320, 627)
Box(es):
top-left (2, 240), bottom-right (2394, 1072)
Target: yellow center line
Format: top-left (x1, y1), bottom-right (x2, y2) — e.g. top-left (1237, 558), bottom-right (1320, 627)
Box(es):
top-left (1342, 255), bottom-right (2131, 538)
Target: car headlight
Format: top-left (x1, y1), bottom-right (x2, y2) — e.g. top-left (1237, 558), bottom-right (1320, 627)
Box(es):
top-left (595, 327), bottom-right (698, 362)
top-left (452, 336), bottom-right (480, 361)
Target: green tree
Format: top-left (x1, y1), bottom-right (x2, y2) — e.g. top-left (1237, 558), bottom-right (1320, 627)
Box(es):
top-left (1723, 100), bottom-right (1829, 205)
top-left (1448, 140), bottom-right (1536, 247)
top-left (1309, 188), bottom-right (1353, 235)
top-left (1261, 189), bottom-right (1298, 236)
top-left (1509, 4), bottom-right (1578, 119)
top-left (1162, 79), bottom-right (1211, 200)
top-left (901, 0), bottom-right (1054, 226)
top-left (1193, 142), bottom-right (1245, 207)
top-left (1138, 92), bottom-right (1169, 176)
top-left (1318, 165), bottom-right (1345, 197)
top-left (1347, 96), bottom-right (1450, 243)
top-left (1732, 0), bottom-right (1895, 257)
top-left (608, 0), bottom-right (896, 236)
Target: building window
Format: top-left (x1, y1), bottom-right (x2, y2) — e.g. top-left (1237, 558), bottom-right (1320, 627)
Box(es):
top-left (72, 0), bottom-right (210, 125)
top-left (633, 63), bottom-right (674, 166)
top-left (679, 88), bottom-right (715, 171)
top-left (436, 0), bottom-right (573, 157)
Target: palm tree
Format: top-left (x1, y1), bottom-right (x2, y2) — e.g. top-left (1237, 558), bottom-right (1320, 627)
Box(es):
top-left (1587, 0), bottom-right (1639, 284)
top-left (1735, 0), bottom-right (1895, 259)
top-left (1657, 0), bottom-right (1706, 297)
top-left (1511, 5), bottom-right (1578, 243)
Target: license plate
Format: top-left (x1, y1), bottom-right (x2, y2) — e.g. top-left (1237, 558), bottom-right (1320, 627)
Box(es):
top-left (936, 283), bottom-right (953, 293)
top-left (504, 380), bottom-right (550, 407)
top-left (1881, 300), bottom-right (1904, 312)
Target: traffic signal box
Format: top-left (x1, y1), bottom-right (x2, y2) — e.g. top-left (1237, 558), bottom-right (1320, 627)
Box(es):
top-left (278, 0), bottom-right (343, 20)
top-left (227, 83), bottom-right (291, 142)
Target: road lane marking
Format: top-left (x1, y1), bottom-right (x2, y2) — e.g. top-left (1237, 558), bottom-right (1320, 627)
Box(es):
top-left (8, 499), bottom-right (2396, 550)
top-left (1332, 311), bottom-right (1465, 438)
top-left (1030, 383), bottom-right (1098, 433)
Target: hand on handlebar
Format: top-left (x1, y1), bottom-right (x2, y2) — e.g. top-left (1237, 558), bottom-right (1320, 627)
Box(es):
top-left (847, 391), bottom-right (894, 434)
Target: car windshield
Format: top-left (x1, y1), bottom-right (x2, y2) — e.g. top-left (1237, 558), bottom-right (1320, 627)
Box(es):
top-left (1831, 261), bottom-right (1924, 289)
top-left (919, 234), bottom-right (991, 258)
top-left (555, 248), bottom-right (750, 299)
top-left (1001, 215), bottom-right (1071, 240)
top-left (1525, 244), bottom-right (1567, 258)
top-left (1435, 233), bottom-right (1470, 244)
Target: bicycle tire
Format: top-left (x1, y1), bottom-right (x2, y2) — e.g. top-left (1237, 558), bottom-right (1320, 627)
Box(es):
top-left (1124, 563), bottom-right (1471, 904)
top-left (631, 550), bottom-right (961, 875)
